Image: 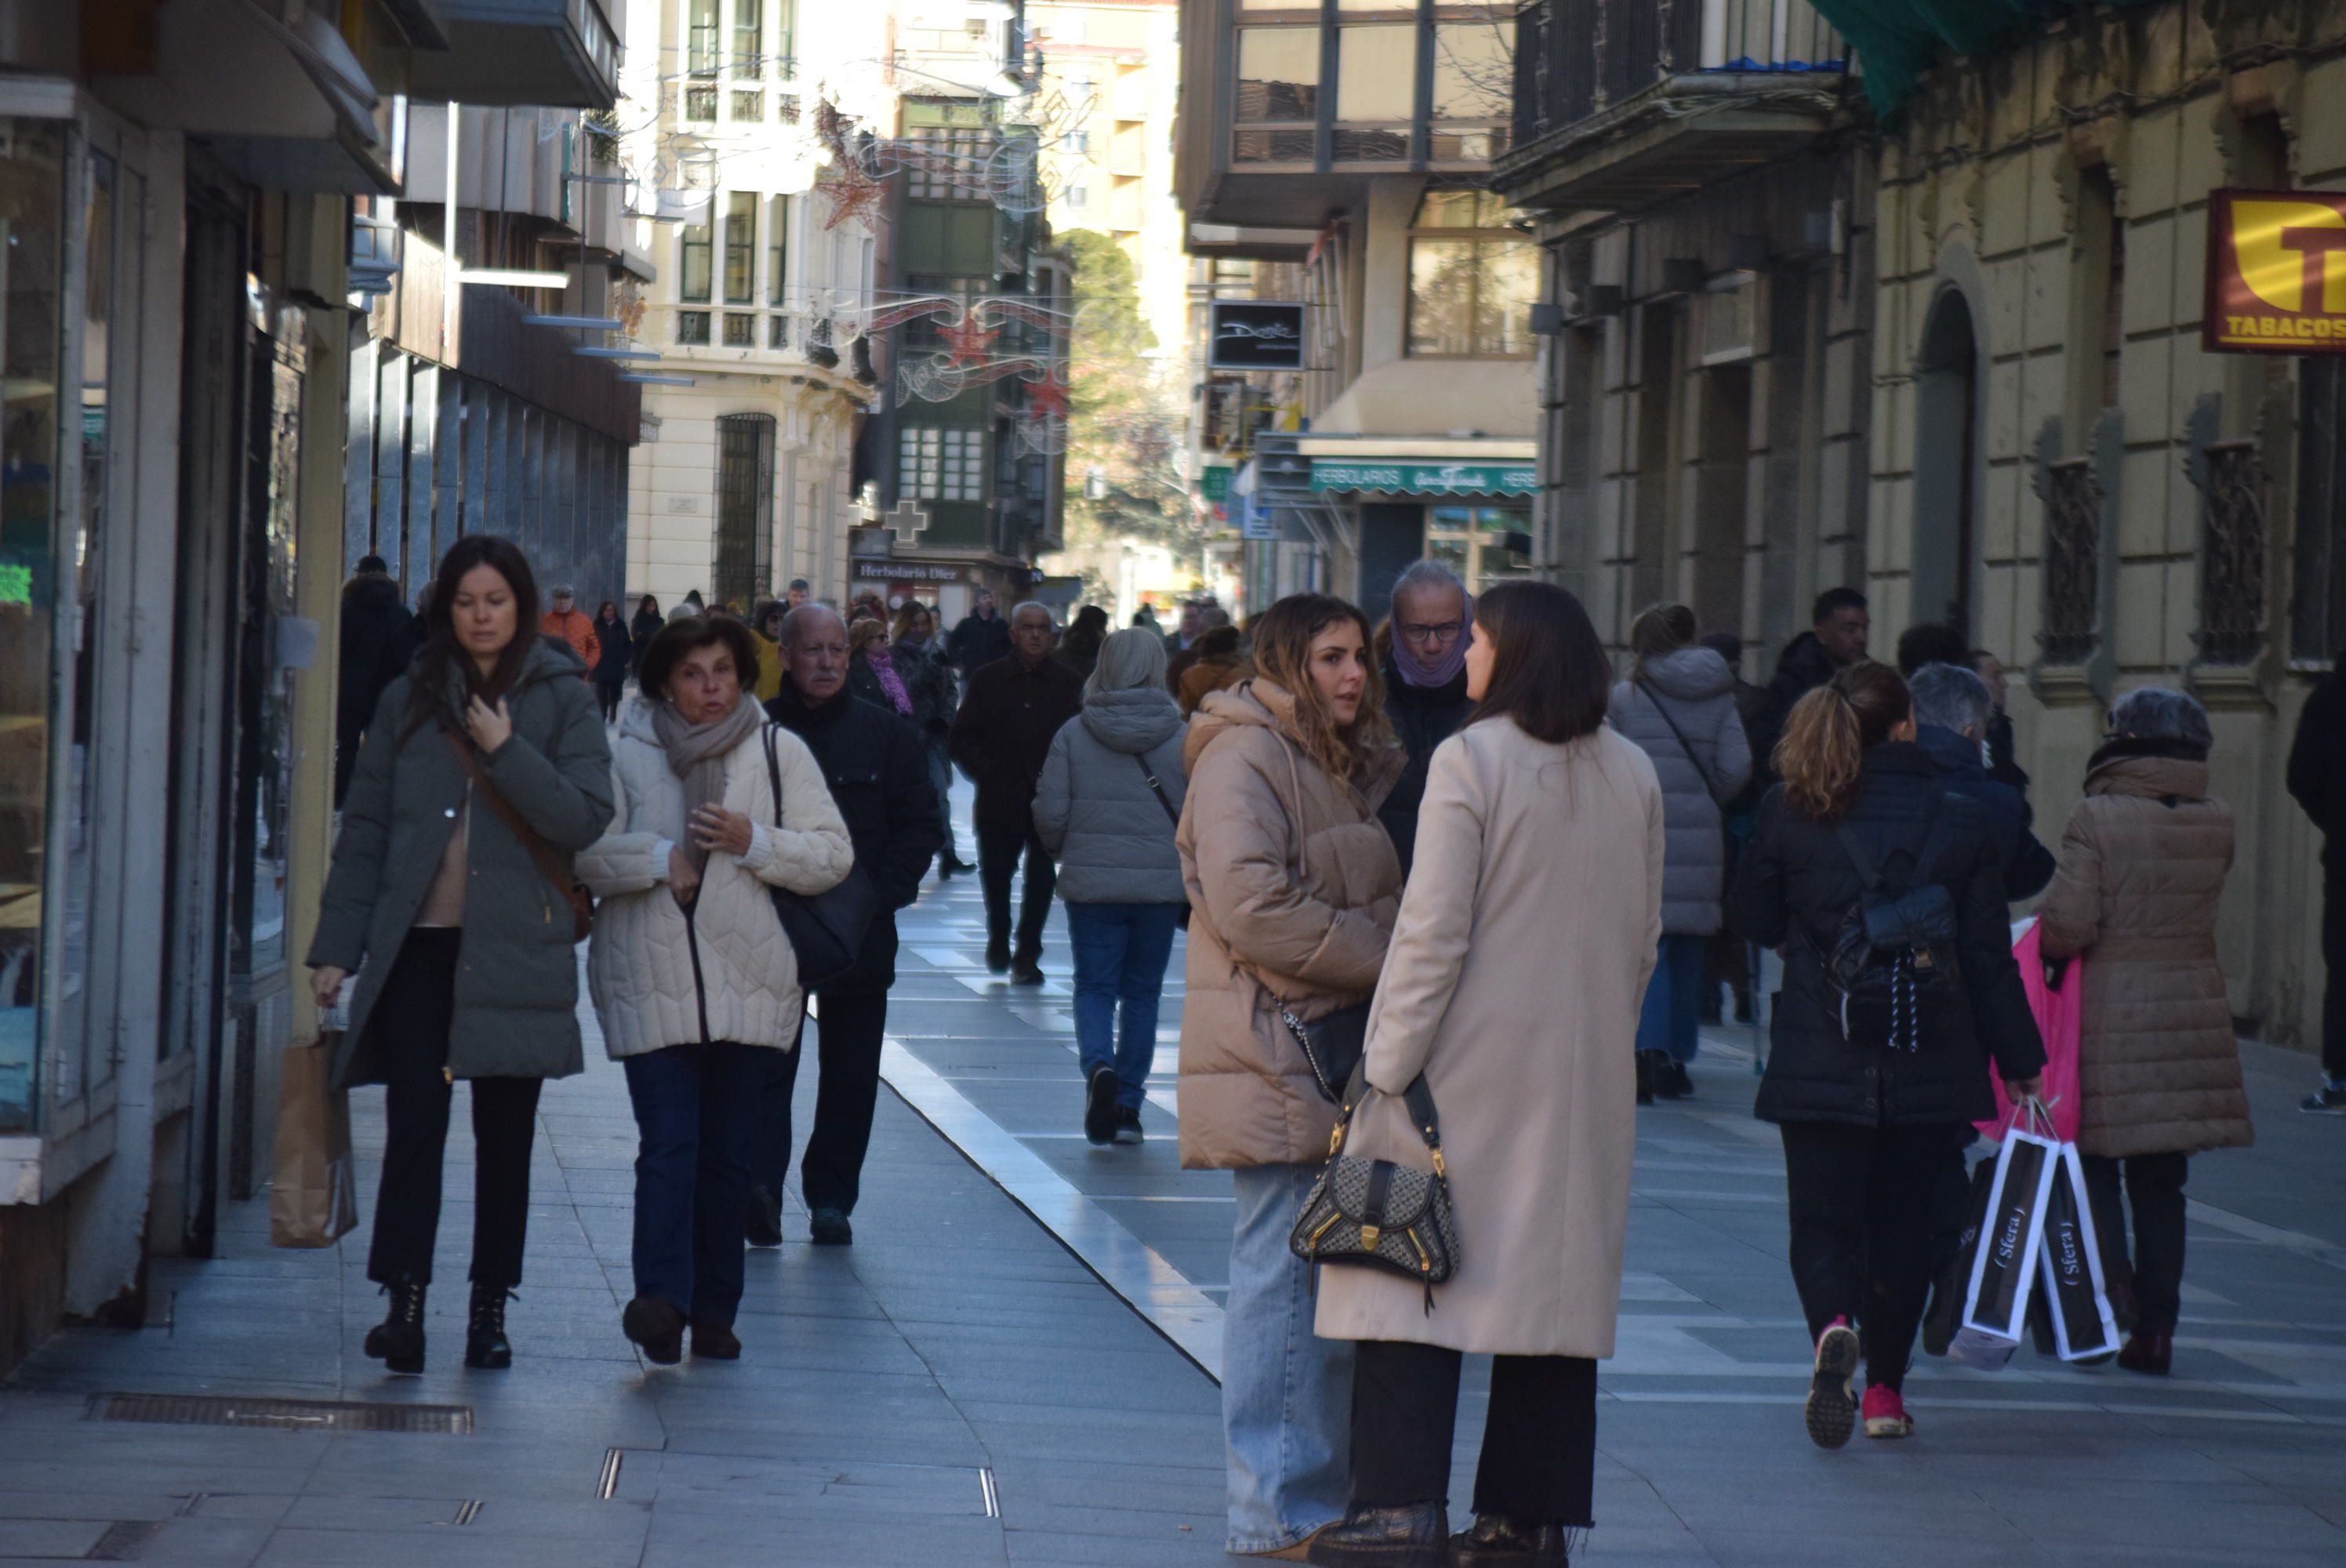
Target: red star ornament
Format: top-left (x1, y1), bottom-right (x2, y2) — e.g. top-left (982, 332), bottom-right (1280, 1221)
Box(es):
top-left (1023, 365), bottom-right (1070, 419)
top-left (938, 310), bottom-right (1000, 366)
top-left (821, 163), bottom-right (884, 230)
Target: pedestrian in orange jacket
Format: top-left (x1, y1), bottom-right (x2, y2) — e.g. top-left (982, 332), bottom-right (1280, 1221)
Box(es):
top-left (540, 586), bottom-right (600, 677)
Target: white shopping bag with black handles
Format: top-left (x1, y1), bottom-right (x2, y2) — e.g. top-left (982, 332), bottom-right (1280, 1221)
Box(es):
top-left (2036, 1141), bottom-right (2121, 1361)
top-left (1950, 1105), bottom-right (2059, 1370)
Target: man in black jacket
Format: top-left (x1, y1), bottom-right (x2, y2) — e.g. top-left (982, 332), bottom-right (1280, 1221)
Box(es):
top-left (335, 555), bottom-right (421, 807)
top-left (1378, 561), bottom-right (1473, 878)
top-left (949, 602), bottom-right (1085, 982)
top-left (750, 605), bottom-right (945, 1247)
top-left (2289, 665), bottom-right (2346, 1112)
top-left (946, 588), bottom-right (1012, 677)
top-left (1750, 587), bottom-right (1871, 780)
top-left (1908, 662), bottom-right (2054, 901)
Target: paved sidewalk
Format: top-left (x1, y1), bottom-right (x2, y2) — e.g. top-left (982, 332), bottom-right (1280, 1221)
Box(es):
top-left (0, 941), bottom-right (1233, 1565)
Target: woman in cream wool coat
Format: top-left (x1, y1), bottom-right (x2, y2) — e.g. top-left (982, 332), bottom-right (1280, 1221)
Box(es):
top-left (578, 615), bottom-right (852, 1365)
top-left (1309, 581), bottom-right (1664, 1568)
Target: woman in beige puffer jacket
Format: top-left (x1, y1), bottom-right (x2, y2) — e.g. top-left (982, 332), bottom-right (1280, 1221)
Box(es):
top-left (1175, 594), bottom-right (1403, 1558)
top-left (2039, 686), bottom-right (2250, 1377)
top-left (577, 617), bottom-right (852, 1366)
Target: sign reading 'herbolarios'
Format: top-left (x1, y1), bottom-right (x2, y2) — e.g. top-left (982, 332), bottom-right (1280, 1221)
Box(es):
top-left (2205, 189), bottom-right (2346, 352)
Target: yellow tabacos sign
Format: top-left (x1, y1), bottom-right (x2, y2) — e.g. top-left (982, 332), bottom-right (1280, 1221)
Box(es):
top-left (2206, 189), bottom-right (2346, 351)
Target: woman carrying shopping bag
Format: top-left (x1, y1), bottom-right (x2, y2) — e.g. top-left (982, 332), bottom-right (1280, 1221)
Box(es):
top-left (1730, 661), bottom-right (2043, 1447)
top-left (579, 615), bottom-right (853, 1363)
top-left (307, 535), bottom-right (614, 1374)
top-left (1033, 628), bottom-right (1189, 1146)
top-left (1178, 593), bottom-right (1404, 1559)
top-left (1308, 582), bottom-right (1665, 1568)
top-left (2037, 687), bottom-right (2250, 1375)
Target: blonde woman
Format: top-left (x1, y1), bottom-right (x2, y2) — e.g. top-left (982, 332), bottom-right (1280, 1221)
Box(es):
top-left (1178, 593), bottom-right (1404, 1558)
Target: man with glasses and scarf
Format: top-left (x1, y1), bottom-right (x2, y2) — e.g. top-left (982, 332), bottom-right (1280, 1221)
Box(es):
top-left (1377, 560), bottom-right (1475, 880)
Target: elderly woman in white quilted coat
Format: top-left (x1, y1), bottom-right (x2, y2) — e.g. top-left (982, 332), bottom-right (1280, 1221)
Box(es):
top-left (579, 615), bottom-right (852, 1367)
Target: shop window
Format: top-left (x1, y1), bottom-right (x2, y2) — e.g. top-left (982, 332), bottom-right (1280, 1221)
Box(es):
top-left (900, 426), bottom-right (985, 502)
top-left (1406, 190), bottom-right (1536, 358)
top-left (1425, 506), bottom-right (1532, 596)
top-left (0, 120), bottom-right (66, 1131)
top-left (677, 310), bottom-right (711, 344)
top-left (723, 191), bottom-right (755, 303)
top-left (714, 414), bottom-right (776, 610)
top-left (1234, 27), bottom-right (1317, 164)
top-left (680, 219), bottom-right (712, 303)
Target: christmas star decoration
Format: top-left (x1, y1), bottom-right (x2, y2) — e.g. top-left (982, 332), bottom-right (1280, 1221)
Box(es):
top-left (938, 310), bottom-right (1000, 367)
top-left (820, 162), bottom-right (885, 230)
top-left (1023, 365), bottom-right (1071, 420)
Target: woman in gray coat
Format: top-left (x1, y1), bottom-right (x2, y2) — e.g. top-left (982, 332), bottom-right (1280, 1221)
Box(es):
top-left (1033, 629), bottom-right (1188, 1146)
top-left (1609, 604), bottom-right (1750, 1099)
top-left (308, 537), bottom-right (614, 1377)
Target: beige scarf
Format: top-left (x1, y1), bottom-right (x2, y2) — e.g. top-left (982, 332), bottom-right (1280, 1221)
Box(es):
top-left (649, 694), bottom-right (764, 875)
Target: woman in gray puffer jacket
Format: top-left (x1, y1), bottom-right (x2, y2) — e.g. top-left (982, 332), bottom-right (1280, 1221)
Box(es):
top-left (1609, 604), bottom-right (1751, 1096)
top-left (1033, 629), bottom-right (1188, 1146)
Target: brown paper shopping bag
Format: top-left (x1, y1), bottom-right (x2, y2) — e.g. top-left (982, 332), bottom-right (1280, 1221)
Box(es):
top-left (270, 1040), bottom-right (358, 1248)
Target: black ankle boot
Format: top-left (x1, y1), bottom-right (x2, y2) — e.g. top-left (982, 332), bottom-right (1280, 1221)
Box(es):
top-left (1306, 1502), bottom-right (1450, 1566)
top-left (465, 1283), bottom-right (514, 1370)
top-left (1453, 1514), bottom-right (1571, 1566)
top-left (364, 1273), bottom-right (427, 1374)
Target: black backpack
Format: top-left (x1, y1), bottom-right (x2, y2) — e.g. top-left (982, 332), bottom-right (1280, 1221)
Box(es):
top-left (1816, 803), bottom-right (1962, 1051)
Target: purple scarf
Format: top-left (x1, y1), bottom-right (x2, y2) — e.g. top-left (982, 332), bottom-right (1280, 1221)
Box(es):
top-left (866, 648), bottom-right (914, 717)
top-left (1393, 593), bottom-right (1475, 689)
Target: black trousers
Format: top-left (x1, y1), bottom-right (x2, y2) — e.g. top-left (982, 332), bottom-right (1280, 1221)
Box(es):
top-left (365, 929), bottom-right (543, 1288)
top-left (2081, 1151), bottom-right (2189, 1337)
top-left (1349, 1341), bottom-right (1597, 1529)
top-left (2325, 864), bottom-right (2346, 1080)
top-left (752, 989), bottom-right (889, 1215)
top-left (978, 829), bottom-right (1056, 960)
top-left (1780, 1120), bottom-right (1963, 1392)
top-left (594, 676), bottom-right (625, 724)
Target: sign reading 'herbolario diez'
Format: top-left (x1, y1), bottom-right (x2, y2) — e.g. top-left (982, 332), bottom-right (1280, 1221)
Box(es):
top-left (1208, 301), bottom-right (1307, 371)
top-left (2205, 189), bottom-right (2346, 352)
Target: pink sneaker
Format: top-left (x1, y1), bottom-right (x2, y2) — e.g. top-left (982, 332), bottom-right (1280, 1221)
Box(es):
top-left (1806, 1316), bottom-right (1860, 1450)
top-left (1862, 1383), bottom-right (1912, 1439)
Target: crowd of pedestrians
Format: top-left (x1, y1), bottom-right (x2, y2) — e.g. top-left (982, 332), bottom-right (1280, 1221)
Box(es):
top-left (313, 539), bottom-right (2303, 1566)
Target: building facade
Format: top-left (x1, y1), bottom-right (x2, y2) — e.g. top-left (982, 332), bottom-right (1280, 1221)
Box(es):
top-left (1173, 0), bottom-right (1536, 615)
top-left (0, 0), bottom-right (620, 1374)
top-left (615, 0), bottom-right (893, 612)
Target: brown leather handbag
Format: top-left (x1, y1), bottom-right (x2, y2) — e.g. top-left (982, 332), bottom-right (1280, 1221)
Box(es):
top-left (445, 735), bottom-right (595, 942)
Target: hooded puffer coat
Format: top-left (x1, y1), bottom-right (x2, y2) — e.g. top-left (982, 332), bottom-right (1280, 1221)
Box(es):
top-left (1033, 686), bottom-right (1189, 905)
top-left (1175, 680), bottom-right (1404, 1170)
top-left (576, 698), bottom-right (855, 1058)
top-left (310, 637), bottom-right (614, 1088)
top-left (2038, 746), bottom-right (2252, 1160)
top-left (1609, 646), bottom-right (1752, 934)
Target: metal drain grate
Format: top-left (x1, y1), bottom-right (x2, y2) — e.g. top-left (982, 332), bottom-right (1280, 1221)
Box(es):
top-left (86, 1393), bottom-right (473, 1434)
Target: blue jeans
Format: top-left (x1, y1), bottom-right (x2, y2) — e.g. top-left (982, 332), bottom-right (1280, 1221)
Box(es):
top-left (623, 1041), bottom-right (764, 1327)
top-left (925, 738), bottom-right (961, 866)
top-left (1636, 932), bottom-right (1707, 1064)
top-left (1224, 1160), bottom-right (1353, 1553)
top-left (1064, 902), bottom-right (1179, 1111)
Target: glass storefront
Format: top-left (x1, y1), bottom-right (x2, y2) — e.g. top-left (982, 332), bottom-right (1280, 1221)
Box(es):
top-left (1425, 504), bottom-right (1531, 595)
top-left (0, 120), bottom-right (67, 1131)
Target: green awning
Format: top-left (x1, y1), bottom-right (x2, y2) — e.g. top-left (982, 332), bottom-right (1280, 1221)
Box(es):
top-left (1309, 460), bottom-right (1536, 497)
top-left (1806, 1), bottom-right (2163, 118)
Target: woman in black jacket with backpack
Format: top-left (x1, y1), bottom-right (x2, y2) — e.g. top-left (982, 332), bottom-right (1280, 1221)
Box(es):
top-left (1730, 660), bottom-right (2043, 1452)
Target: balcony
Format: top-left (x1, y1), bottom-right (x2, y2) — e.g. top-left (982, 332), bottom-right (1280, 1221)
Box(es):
top-left (409, 0), bottom-right (623, 111)
top-left (1495, 0), bottom-right (1846, 213)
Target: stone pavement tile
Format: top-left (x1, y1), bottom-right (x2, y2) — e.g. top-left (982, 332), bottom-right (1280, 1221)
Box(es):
top-left (639, 1508), bottom-right (1008, 1568)
top-left (0, 1490), bottom-right (184, 1523)
top-left (998, 1525), bottom-right (1237, 1566)
top-left (1692, 1526), bottom-right (2060, 1567)
top-left (0, 1519), bottom-right (110, 1558)
top-left (256, 1523), bottom-right (648, 1568)
top-left (94, 1517), bottom-right (277, 1563)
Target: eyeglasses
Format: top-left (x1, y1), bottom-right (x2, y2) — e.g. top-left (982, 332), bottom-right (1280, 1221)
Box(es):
top-left (1398, 621), bottom-right (1465, 645)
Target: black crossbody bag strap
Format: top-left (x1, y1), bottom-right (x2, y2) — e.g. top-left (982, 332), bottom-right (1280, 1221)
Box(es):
top-left (1131, 750), bottom-right (1180, 827)
top-left (1639, 683), bottom-right (1720, 800)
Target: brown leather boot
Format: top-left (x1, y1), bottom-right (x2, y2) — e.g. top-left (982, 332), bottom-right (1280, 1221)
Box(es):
top-left (2115, 1330), bottom-right (2172, 1375)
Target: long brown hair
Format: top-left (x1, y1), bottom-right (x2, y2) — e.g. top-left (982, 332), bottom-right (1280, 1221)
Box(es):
top-left (1776, 661), bottom-right (1910, 822)
top-left (401, 535), bottom-right (542, 740)
top-left (1247, 593), bottom-right (1396, 785)
top-left (1469, 580), bottom-right (1610, 743)
top-left (1628, 602), bottom-right (1697, 681)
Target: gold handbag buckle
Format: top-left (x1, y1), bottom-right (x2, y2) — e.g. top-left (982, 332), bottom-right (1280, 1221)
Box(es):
top-left (1358, 1223), bottom-right (1381, 1250)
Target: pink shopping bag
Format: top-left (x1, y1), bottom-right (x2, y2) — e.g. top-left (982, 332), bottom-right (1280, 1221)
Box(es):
top-left (1980, 919), bottom-right (2081, 1144)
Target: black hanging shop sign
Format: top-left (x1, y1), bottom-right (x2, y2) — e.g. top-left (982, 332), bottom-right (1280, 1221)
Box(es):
top-left (1208, 301), bottom-right (1307, 372)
